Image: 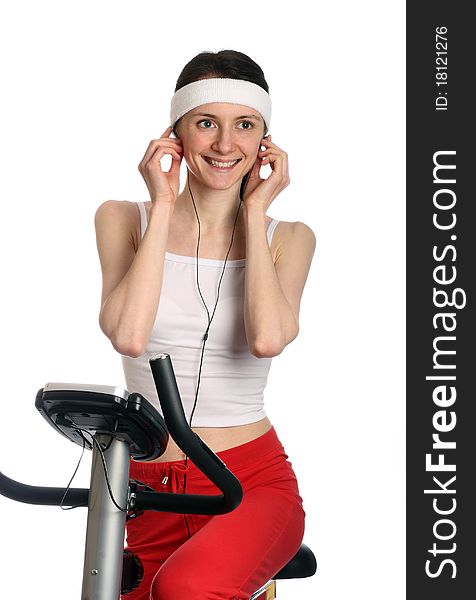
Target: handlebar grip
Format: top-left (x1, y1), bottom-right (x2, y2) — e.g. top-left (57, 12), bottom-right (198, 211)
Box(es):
top-left (0, 470), bottom-right (88, 507)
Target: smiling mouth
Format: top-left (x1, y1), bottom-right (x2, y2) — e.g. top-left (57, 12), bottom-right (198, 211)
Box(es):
top-left (203, 157), bottom-right (242, 169)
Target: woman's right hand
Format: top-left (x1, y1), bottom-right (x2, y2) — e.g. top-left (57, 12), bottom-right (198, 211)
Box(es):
top-left (138, 126), bottom-right (183, 204)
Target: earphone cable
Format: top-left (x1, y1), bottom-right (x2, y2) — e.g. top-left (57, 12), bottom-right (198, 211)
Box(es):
top-left (180, 168), bottom-right (250, 537)
top-left (59, 433), bottom-right (87, 510)
top-left (72, 427), bottom-right (128, 513)
top-left (187, 170), bottom-right (243, 427)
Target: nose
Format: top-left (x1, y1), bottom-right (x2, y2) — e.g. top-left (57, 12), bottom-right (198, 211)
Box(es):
top-left (211, 125), bottom-right (236, 155)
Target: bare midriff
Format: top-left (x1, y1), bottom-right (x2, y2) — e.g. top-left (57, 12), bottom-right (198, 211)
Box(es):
top-left (133, 416), bottom-right (273, 463)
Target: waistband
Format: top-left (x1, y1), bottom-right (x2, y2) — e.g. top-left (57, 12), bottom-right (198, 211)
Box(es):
top-left (130, 425), bottom-right (284, 481)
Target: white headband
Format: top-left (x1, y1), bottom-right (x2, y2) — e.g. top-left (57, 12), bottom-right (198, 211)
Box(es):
top-left (170, 78), bottom-right (271, 132)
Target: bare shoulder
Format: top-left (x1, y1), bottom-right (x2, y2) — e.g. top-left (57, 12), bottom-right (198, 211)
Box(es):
top-left (268, 220), bottom-right (316, 328)
top-left (95, 199), bottom-right (139, 219)
top-left (95, 200), bottom-right (141, 250)
top-left (276, 221), bottom-right (316, 242)
top-left (272, 219), bottom-right (317, 263)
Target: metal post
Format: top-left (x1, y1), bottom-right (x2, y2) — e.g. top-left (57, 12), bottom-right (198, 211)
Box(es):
top-left (81, 434), bottom-right (130, 600)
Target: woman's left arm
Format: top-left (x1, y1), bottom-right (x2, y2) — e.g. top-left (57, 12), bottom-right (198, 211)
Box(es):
top-left (243, 135), bottom-right (317, 357)
top-left (243, 207), bottom-right (316, 358)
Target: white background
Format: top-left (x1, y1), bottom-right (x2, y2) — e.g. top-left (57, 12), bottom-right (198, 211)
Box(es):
top-left (0, 1), bottom-right (405, 598)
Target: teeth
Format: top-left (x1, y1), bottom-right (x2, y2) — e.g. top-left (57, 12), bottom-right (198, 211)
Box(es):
top-left (207, 158), bottom-right (238, 168)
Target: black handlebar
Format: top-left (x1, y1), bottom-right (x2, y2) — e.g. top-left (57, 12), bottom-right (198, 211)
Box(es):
top-left (133, 353), bottom-right (243, 514)
top-left (0, 472), bottom-right (88, 507)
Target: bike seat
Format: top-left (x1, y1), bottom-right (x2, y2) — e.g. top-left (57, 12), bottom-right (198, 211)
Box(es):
top-left (273, 543), bottom-right (317, 579)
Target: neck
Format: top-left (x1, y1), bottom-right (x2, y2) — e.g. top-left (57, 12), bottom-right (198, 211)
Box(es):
top-left (175, 170), bottom-right (243, 232)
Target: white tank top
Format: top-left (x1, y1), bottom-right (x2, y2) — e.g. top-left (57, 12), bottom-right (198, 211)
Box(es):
top-left (121, 202), bottom-right (280, 427)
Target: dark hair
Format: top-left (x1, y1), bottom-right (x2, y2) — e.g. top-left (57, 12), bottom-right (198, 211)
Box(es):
top-left (173, 49), bottom-right (269, 136)
top-left (174, 49), bottom-right (269, 94)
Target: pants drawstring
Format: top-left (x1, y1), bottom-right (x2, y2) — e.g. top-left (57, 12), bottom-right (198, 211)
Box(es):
top-left (161, 462), bottom-right (189, 494)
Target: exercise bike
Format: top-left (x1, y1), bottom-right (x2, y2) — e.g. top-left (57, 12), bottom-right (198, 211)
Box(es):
top-left (0, 352), bottom-right (316, 599)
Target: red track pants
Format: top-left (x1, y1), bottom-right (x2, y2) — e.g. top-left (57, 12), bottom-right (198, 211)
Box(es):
top-left (122, 426), bottom-right (306, 600)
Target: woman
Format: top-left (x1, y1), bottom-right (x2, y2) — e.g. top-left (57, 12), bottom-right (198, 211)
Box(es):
top-left (95, 49), bottom-right (316, 600)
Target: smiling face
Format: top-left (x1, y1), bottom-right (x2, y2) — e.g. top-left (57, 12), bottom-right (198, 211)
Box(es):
top-left (174, 102), bottom-right (266, 190)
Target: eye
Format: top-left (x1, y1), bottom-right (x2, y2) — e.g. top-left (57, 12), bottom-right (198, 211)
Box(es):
top-left (238, 121), bottom-right (254, 130)
top-left (197, 119), bottom-right (214, 129)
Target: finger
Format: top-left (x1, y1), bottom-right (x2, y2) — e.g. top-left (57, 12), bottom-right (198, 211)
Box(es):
top-left (268, 151), bottom-right (285, 175)
top-left (259, 149), bottom-right (282, 162)
top-left (271, 151), bottom-right (290, 189)
top-left (168, 152), bottom-right (183, 176)
top-left (260, 135), bottom-right (276, 145)
top-left (151, 145), bottom-right (182, 163)
top-left (139, 139), bottom-right (182, 169)
top-left (261, 151), bottom-right (288, 190)
top-left (142, 137), bottom-right (181, 155)
top-left (161, 125), bottom-right (174, 138)
top-left (251, 154), bottom-right (263, 179)
top-left (158, 138), bottom-right (183, 149)
top-left (142, 146), bottom-right (182, 173)
top-left (259, 145), bottom-right (287, 162)
top-left (260, 141), bottom-right (281, 154)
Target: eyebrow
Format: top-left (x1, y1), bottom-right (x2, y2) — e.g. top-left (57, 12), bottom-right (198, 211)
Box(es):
top-left (191, 112), bottom-right (261, 121)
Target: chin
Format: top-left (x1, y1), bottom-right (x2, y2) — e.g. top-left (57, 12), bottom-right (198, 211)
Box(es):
top-left (203, 177), bottom-right (241, 191)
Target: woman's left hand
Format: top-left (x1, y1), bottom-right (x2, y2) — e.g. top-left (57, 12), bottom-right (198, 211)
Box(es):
top-left (242, 135), bottom-right (290, 211)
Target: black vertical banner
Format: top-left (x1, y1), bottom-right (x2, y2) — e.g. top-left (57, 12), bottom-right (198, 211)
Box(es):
top-left (407, 3), bottom-right (475, 599)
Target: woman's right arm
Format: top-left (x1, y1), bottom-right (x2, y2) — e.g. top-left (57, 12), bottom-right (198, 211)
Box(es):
top-left (95, 199), bottom-right (175, 358)
top-left (95, 127), bottom-right (183, 357)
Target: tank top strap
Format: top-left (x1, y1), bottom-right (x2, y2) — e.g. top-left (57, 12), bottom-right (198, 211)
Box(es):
top-left (267, 218), bottom-right (279, 245)
top-left (137, 201), bottom-right (147, 239)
